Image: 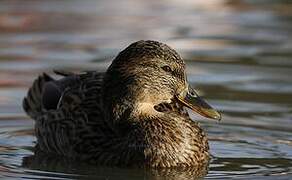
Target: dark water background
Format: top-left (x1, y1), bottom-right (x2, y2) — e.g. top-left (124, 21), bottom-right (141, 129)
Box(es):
top-left (0, 0), bottom-right (292, 179)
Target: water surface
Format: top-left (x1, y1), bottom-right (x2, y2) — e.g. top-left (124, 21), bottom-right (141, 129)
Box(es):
top-left (0, 0), bottom-right (292, 179)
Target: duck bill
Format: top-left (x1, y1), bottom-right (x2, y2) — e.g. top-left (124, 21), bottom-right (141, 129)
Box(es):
top-left (177, 86), bottom-right (221, 121)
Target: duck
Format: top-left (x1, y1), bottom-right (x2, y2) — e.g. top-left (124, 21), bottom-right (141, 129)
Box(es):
top-left (23, 40), bottom-right (221, 168)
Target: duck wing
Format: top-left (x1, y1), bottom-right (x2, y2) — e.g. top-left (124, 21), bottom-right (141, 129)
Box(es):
top-left (23, 71), bottom-right (119, 159)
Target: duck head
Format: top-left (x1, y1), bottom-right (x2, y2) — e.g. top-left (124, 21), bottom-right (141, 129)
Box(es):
top-left (102, 40), bottom-right (221, 124)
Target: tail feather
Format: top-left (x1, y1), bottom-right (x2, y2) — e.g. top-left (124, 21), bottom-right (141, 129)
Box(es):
top-left (23, 73), bottom-right (54, 119)
top-left (53, 69), bottom-right (75, 77)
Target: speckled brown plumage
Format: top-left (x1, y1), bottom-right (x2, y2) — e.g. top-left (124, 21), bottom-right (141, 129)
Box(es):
top-left (23, 40), bottom-right (217, 169)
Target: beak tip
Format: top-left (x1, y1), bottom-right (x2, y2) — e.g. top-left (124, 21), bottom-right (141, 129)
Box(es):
top-left (212, 111), bottom-right (222, 121)
top-left (202, 109), bottom-right (222, 121)
top-left (216, 114), bottom-right (222, 121)
top-left (177, 87), bottom-right (222, 122)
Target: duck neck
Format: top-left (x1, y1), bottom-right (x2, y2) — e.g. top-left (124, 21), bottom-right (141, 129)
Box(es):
top-left (102, 69), bottom-right (159, 125)
top-left (127, 114), bottom-right (209, 167)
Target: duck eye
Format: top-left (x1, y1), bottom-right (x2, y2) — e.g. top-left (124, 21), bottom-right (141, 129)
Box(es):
top-left (161, 66), bottom-right (172, 72)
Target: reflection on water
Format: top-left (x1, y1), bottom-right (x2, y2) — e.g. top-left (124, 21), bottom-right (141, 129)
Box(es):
top-left (0, 0), bottom-right (292, 179)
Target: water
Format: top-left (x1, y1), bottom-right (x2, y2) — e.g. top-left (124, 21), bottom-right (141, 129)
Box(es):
top-left (0, 0), bottom-right (292, 179)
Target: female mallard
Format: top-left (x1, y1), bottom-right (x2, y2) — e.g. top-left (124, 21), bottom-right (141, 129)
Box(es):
top-left (23, 40), bottom-right (221, 168)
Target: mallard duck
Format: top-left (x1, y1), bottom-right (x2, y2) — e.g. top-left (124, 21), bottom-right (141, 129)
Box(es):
top-left (23, 40), bottom-right (221, 168)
